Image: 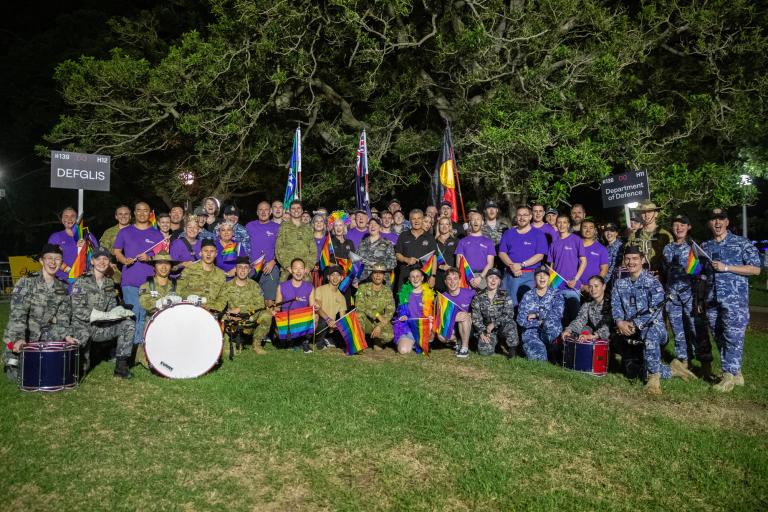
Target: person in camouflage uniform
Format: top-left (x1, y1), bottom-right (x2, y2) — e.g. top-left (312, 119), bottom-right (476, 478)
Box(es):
top-left (219, 205), bottom-right (252, 257)
top-left (221, 257), bottom-right (272, 354)
top-left (357, 218), bottom-right (397, 281)
top-left (355, 265), bottom-right (395, 348)
top-left (3, 244), bottom-right (75, 381)
top-left (275, 200), bottom-right (316, 281)
top-left (470, 268), bottom-right (519, 356)
top-left (139, 251), bottom-right (180, 315)
top-left (99, 205), bottom-right (132, 285)
top-left (176, 239), bottom-right (227, 312)
top-left (702, 208), bottom-right (762, 392)
top-left (563, 275), bottom-right (613, 341)
top-left (626, 200), bottom-right (673, 275)
top-left (480, 200), bottom-right (510, 246)
top-left (516, 266), bottom-right (564, 361)
top-left (70, 248), bottom-right (135, 378)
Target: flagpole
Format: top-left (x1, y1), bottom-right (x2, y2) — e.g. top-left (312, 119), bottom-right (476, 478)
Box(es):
top-left (447, 122), bottom-right (467, 224)
top-left (296, 125), bottom-right (302, 201)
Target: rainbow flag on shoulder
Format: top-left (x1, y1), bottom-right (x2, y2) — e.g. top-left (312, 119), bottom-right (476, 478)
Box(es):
top-left (337, 310), bottom-right (368, 355)
top-left (274, 306), bottom-right (315, 340)
top-left (221, 242), bottom-right (239, 261)
top-left (456, 254), bottom-right (473, 288)
top-left (434, 293), bottom-right (459, 339)
top-left (407, 317), bottom-right (433, 355)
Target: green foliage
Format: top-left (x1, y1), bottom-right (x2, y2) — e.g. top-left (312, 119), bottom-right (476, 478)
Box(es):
top-left (41, 0), bottom-right (768, 212)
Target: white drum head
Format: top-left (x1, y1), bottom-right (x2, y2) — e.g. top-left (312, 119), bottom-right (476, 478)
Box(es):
top-left (144, 303), bottom-right (223, 379)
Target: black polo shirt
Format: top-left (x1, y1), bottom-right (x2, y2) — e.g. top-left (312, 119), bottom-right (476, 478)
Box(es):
top-left (394, 230), bottom-right (437, 286)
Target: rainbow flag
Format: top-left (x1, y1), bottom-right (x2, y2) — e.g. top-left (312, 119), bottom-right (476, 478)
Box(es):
top-left (336, 257), bottom-right (352, 276)
top-left (145, 238), bottom-right (170, 256)
top-left (420, 251), bottom-right (436, 276)
top-left (252, 253), bottom-right (266, 274)
top-left (274, 306), bottom-right (315, 340)
top-left (68, 243), bottom-right (88, 283)
top-left (436, 247), bottom-right (447, 266)
top-left (73, 216), bottom-right (85, 242)
top-left (457, 254), bottom-right (473, 288)
top-left (149, 210), bottom-right (158, 230)
top-left (686, 246), bottom-right (702, 276)
top-left (319, 234), bottom-right (334, 270)
top-left (337, 310), bottom-right (368, 355)
top-left (221, 242), bottom-right (238, 261)
top-left (547, 268), bottom-right (566, 289)
top-left (434, 293), bottom-right (459, 339)
top-left (407, 318), bottom-right (432, 355)
top-left (339, 253), bottom-right (364, 293)
top-left (389, 270), bottom-right (395, 286)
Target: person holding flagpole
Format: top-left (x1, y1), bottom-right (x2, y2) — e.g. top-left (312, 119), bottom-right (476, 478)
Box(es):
top-left (434, 216), bottom-right (458, 292)
top-left (113, 201), bottom-right (165, 346)
top-left (454, 210), bottom-right (495, 290)
top-left (48, 206), bottom-right (99, 285)
top-left (438, 268), bottom-right (475, 358)
top-left (394, 268), bottom-right (435, 355)
top-left (516, 265), bottom-right (564, 362)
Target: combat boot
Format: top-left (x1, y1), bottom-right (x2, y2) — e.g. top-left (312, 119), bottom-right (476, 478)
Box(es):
top-left (114, 358), bottom-right (133, 379)
top-left (670, 359), bottom-right (697, 381)
top-left (252, 342), bottom-right (266, 355)
top-left (734, 372), bottom-right (745, 386)
top-left (644, 373), bottom-right (662, 395)
top-left (700, 360), bottom-right (716, 382)
top-left (713, 372), bottom-right (735, 392)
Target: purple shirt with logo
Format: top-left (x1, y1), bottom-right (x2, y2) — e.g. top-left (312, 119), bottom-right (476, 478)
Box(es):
top-left (380, 231), bottom-right (399, 245)
top-left (279, 280), bottom-right (313, 310)
top-left (582, 241), bottom-right (609, 282)
top-left (346, 227), bottom-right (368, 249)
top-left (455, 235), bottom-right (496, 272)
top-left (114, 225), bottom-right (165, 287)
top-left (499, 228), bottom-right (547, 270)
top-left (47, 229), bottom-right (99, 283)
top-left (444, 288), bottom-right (476, 312)
top-left (549, 234), bottom-right (586, 286)
top-left (245, 220), bottom-right (280, 262)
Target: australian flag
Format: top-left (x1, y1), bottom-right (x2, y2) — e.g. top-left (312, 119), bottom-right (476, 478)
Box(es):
top-left (283, 126), bottom-right (301, 210)
top-left (354, 130), bottom-right (370, 215)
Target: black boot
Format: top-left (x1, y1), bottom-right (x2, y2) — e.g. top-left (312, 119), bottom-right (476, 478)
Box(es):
top-left (114, 357), bottom-right (133, 379)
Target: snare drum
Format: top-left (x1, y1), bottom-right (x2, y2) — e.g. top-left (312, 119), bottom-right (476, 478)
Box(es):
top-left (19, 341), bottom-right (79, 392)
top-left (563, 338), bottom-right (609, 377)
top-left (144, 302), bottom-right (223, 379)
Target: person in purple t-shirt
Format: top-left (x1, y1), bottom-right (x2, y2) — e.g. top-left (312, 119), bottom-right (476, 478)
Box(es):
top-left (454, 210), bottom-right (496, 290)
top-left (275, 258), bottom-right (315, 353)
top-left (113, 201), bottom-right (166, 344)
top-left (498, 205), bottom-right (547, 306)
top-left (579, 219), bottom-right (609, 292)
top-left (169, 216), bottom-right (202, 278)
top-left (47, 207), bottom-right (99, 285)
top-left (346, 210), bottom-right (369, 249)
top-left (531, 203), bottom-right (558, 246)
top-left (379, 211), bottom-right (399, 244)
top-left (549, 214), bottom-right (587, 323)
top-left (245, 201), bottom-right (281, 303)
top-left (438, 268), bottom-right (476, 358)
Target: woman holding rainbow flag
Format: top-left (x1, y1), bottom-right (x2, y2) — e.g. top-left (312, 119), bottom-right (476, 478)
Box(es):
top-left (394, 268), bottom-right (435, 354)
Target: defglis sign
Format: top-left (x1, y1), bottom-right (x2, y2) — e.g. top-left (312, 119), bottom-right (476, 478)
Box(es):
top-left (600, 170), bottom-right (649, 208)
top-left (50, 151), bottom-right (111, 191)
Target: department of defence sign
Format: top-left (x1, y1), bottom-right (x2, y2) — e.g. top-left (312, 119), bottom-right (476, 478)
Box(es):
top-left (601, 170), bottom-right (649, 209)
top-left (50, 150), bottom-right (111, 191)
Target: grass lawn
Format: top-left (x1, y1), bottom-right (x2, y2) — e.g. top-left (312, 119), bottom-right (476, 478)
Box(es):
top-left (1, 302), bottom-right (767, 511)
top-left (749, 272), bottom-right (768, 307)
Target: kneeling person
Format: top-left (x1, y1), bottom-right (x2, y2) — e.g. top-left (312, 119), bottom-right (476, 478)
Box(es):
top-left (176, 239), bottom-right (227, 311)
top-left (139, 251), bottom-right (181, 315)
top-left (313, 265), bottom-right (348, 350)
top-left (516, 266), bottom-right (564, 361)
top-left (221, 256), bottom-right (271, 354)
top-left (71, 247), bottom-right (136, 378)
top-left (471, 268), bottom-right (518, 356)
top-left (438, 268), bottom-right (475, 358)
top-left (562, 275), bottom-right (613, 343)
top-left (356, 265), bottom-right (395, 349)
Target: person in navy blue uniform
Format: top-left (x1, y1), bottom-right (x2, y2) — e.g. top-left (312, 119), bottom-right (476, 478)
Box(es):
top-left (516, 266), bottom-right (564, 362)
top-left (701, 208), bottom-right (761, 392)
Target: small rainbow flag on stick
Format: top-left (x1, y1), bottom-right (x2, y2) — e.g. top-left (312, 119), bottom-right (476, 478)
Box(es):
top-left (420, 251), bottom-right (436, 277)
top-left (221, 242), bottom-right (238, 261)
top-left (456, 254), bottom-right (474, 288)
top-left (274, 306), bottom-right (315, 340)
top-left (339, 252), bottom-right (364, 293)
top-left (252, 253), bottom-right (266, 274)
top-left (142, 238), bottom-right (170, 256)
top-left (149, 210), bottom-right (158, 230)
top-left (546, 265), bottom-right (566, 289)
top-left (436, 247), bottom-right (447, 266)
top-left (435, 293), bottom-right (459, 339)
top-left (73, 216), bottom-right (86, 241)
top-left (336, 310), bottom-right (368, 355)
top-left (407, 317), bottom-right (433, 355)
top-left (686, 246), bottom-right (702, 276)
top-left (68, 243), bottom-right (89, 283)
top-left (336, 257), bottom-right (352, 276)
top-left (319, 234), bottom-right (334, 270)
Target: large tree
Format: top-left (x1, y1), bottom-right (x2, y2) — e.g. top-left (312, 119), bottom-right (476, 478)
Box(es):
top-left (42, 0), bottom-right (768, 214)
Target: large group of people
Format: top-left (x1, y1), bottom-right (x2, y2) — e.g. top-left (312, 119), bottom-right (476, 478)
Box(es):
top-left (2, 196), bottom-right (762, 395)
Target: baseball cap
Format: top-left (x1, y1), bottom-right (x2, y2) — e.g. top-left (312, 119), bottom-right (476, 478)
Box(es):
top-left (603, 222), bottom-right (619, 232)
top-left (671, 214), bottom-right (691, 225)
top-left (484, 200), bottom-right (499, 209)
top-left (91, 247), bottom-right (112, 260)
top-left (709, 208), bottom-right (728, 220)
top-left (486, 268), bottom-right (502, 279)
top-left (223, 205), bottom-right (239, 216)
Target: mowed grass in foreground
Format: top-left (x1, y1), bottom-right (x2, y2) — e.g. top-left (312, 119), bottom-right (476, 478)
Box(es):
top-left (0, 302), bottom-right (767, 511)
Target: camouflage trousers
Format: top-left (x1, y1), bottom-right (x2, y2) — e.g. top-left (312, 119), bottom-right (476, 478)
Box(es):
top-left (83, 319), bottom-right (135, 360)
top-left (666, 291), bottom-right (711, 362)
top-left (705, 299), bottom-right (748, 375)
top-left (476, 323), bottom-right (519, 356)
top-left (359, 315), bottom-right (394, 344)
top-left (521, 327), bottom-right (558, 362)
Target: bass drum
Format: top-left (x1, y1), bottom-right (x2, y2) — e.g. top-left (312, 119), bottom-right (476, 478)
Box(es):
top-left (144, 303), bottom-right (223, 379)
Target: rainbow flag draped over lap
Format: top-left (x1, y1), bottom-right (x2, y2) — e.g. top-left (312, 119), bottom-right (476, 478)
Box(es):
top-left (407, 318), bottom-right (432, 355)
top-left (337, 310), bottom-right (368, 355)
top-left (274, 306), bottom-right (315, 340)
top-left (434, 293), bottom-right (459, 339)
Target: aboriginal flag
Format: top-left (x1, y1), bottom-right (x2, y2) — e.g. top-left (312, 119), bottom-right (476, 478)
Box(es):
top-left (432, 126), bottom-right (459, 222)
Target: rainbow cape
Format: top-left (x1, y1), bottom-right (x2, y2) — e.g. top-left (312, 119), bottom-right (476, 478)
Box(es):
top-left (434, 293), bottom-right (459, 339)
top-left (420, 251), bottom-right (436, 277)
top-left (337, 310), bottom-right (368, 355)
top-left (547, 267), bottom-right (566, 289)
top-left (274, 306), bottom-right (315, 340)
top-left (221, 242), bottom-right (238, 261)
top-left (456, 254), bottom-right (474, 288)
top-left (252, 253), bottom-right (266, 274)
top-left (149, 210), bottom-right (158, 230)
top-left (407, 317), bottom-right (432, 355)
top-left (319, 234), bottom-right (334, 270)
top-left (686, 246), bottom-right (702, 276)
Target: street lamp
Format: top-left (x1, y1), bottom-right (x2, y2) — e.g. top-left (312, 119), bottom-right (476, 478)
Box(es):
top-left (624, 202), bottom-right (639, 230)
top-left (740, 174), bottom-right (752, 239)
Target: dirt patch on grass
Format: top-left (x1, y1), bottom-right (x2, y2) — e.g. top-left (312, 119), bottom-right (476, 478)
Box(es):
top-left (488, 387), bottom-right (536, 413)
